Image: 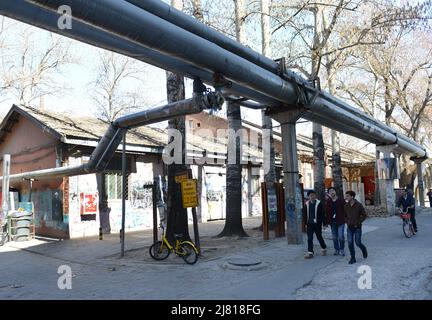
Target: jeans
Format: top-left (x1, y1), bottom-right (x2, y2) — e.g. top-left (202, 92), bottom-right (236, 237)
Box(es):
top-left (408, 208), bottom-right (418, 231)
top-left (306, 223), bottom-right (327, 253)
top-left (347, 226), bottom-right (367, 259)
top-left (330, 223), bottom-right (345, 252)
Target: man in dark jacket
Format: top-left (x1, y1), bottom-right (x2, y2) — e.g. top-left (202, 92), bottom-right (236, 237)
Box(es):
top-left (397, 189), bottom-right (417, 233)
top-left (344, 191), bottom-right (368, 264)
top-left (326, 187), bottom-right (346, 256)
top-left (427, 188), bottom-right (432, 208)
top-left (302, 190), bottom-right (327, 259)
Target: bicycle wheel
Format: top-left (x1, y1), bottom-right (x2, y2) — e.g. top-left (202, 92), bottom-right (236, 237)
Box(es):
top-left (402, 220), bottom-right (413, 238)
top-left (179, 242), bottom-right (198, 265)
top-left (149, 241), bottom-right (170, 260)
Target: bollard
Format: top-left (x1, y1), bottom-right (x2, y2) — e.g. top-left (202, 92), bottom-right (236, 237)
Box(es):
top-left (99, 227), bottom-right (103, 240)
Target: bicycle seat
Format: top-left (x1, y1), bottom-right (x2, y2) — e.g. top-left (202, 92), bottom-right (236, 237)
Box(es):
top-left (174, 233), bottom-right (183, 239)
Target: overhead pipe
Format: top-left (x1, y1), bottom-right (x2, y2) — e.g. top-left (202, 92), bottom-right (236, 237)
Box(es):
top-left (10, 0), bottom-right (428, 157)
top-left (0, 0), bottom-right (281, 107)
top-left (26, 0), bottom-right (300, 105)
top-left (1, 90), bottom-right (224, 182)
top-left (125, 0), bottom-right (281, 75)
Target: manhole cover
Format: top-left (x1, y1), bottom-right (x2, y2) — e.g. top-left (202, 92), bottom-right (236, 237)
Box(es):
top-left (227, 257), bottom-right (262, 267)
top-left (222, 256), bottom-right (267, 271)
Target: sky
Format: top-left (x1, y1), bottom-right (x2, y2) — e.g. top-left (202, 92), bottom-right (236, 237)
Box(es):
top-left (0, 6), bottom-right (380, 155)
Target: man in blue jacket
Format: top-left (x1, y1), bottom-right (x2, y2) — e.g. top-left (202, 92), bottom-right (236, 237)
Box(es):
top-left (397, 189), bottom-right (417, 233)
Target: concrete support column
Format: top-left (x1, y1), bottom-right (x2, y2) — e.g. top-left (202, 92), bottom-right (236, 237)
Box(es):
top-left (412, 157), bottom-right (427, 207)
top-left (377, 146), bottom-right (397, 216)
top-left (271, 110), bottom-right (303, 245)
top-left (247, 165), bottom-right (253, 216)
top-left (374, 150), bottom-right (381, 206)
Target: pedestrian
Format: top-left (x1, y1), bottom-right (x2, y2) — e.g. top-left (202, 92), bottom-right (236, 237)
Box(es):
top-left (397, 188), bottom-right (417, 233)
top-left (344, 191), bottom-right (368, 264)
top-left (427, 188), bottom-right (432, 208)
top-left (326, 187), bottom-right (346, 256)
top-left (302, 190), bottom-right (327, 259)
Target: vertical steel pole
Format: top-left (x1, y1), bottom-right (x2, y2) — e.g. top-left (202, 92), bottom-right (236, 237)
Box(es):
top-left (120, 131), bottom-right (127, 257)
top-left (152, 182), bottom-right (158, 243)
top-left (1, 154), bottom-right (11, 226)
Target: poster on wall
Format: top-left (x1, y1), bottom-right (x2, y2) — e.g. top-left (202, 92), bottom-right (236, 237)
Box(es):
top-left (80, 193), bottom-right (98, 220)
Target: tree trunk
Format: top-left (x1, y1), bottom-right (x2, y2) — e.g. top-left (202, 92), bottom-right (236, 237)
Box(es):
top-left (311, 5), bottom-right (326, 203)
top-left (191, 0), bottom-right (204, 21)
top-left (313, 123), bottom-right (326, 203)
top-left (218, 0), bottom-right (248, 237)
top-left (96, 172), bottom-right (111, 233)
top-left (261, 0), bottom-right (276, 186)
top-left (218, 102), bottom-right (248, 237)
top-left (327, 71), bottom-right (343, 198)
top-left (165, 0), bottom-right (191, 243)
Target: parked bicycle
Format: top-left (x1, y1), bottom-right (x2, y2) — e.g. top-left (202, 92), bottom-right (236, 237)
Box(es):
top-left (149, 224), bottom-right (199, 265)
top-left (397, 208), bottom-right (415, 238)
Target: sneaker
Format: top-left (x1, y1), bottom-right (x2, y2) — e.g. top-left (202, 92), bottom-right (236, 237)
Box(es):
top-left (362, 247), bottom-right (368, 259)
top-left (333, 250), bottom-right (339, 256)
top-left (304, 252), bottom-right (314, 259)
top-left (321, 249), bottom-right (327, 256)
top-left (349, 257), bottom-right (356, 264)
top-left (339, 250), bottom-right (345, 256)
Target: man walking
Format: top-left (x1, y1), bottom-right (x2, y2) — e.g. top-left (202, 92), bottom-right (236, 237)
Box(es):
top-left (344, 191), bottom-right (368, 264)
top-left (397, 189), bottom-right (417, 233)
top-left (326, 187), bottom-right (346, 256)
top-left (427, 188), bottom-right (432, 208)
top-left (302, 190), bottom-right (327, 259)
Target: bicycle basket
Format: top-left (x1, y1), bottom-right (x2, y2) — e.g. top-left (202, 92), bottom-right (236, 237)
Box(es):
top-left (400, 213), bottom-right (411, 219)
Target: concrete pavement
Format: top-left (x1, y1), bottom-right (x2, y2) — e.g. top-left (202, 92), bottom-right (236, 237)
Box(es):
top-left (0, 212), bottom-right (431, 299)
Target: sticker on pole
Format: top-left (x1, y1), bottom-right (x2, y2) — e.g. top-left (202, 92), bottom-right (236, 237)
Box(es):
top-left (181, 179), bottom-right (198, 208)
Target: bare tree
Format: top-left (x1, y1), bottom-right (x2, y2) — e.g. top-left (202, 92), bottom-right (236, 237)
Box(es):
top-left (90, 51), bottom-right (149, 122)
top-left (165, 0), bottom-right (191, 244)
top-left (218, 0), bottom-right (248, 238)
top-left (0, 20), bottom-right (73, 107)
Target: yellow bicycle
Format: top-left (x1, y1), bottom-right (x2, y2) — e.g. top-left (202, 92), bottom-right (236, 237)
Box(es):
top-left (149, 225), bottom-right (199, 265)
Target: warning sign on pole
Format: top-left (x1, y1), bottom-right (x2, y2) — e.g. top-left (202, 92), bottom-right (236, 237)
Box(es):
top-left (181, 179), bottom-right (198, 208)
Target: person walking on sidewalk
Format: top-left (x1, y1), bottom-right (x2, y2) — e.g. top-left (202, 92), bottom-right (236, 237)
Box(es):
top-left (427, 188), bottom-right (432, 208)
top-left (344, 191), bottom-right (368, 265)
top-left (397, 188), bottom-right (417, 233)
top-left (302, 190), bottom-right (327, 259)
top-left (326, 187), bottom-right (346, 256)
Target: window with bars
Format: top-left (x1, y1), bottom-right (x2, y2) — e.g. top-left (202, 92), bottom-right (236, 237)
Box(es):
top-left (105, 173), bottom-right (129, 200)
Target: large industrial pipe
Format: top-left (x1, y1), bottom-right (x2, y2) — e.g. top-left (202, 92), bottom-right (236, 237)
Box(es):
top-left (125, 0), bottom-right (281, 75)
top-left (0, 0), bottom-right (281, 107)
top-left (26, 0), bottom-right (300, 105)
top-left (1, 92), bottom-right (223, 182)
top-left (7, 1), bottom-right (428, 158)
top-left (25, 0), bottom-right (427, 158)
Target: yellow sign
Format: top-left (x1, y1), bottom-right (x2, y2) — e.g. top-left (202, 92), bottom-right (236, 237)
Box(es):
top-left (181, 179), bottom-right (198, 208)
top-left (175, 172), bottom-right (189, 183)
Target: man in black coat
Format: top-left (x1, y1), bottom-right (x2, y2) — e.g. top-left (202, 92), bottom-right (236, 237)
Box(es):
top-left (302, 190), bottom-right (327, 259)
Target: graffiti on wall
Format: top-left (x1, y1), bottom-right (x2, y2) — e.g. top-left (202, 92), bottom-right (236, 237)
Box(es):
top-left (131, 181), bottom-right (153, 209)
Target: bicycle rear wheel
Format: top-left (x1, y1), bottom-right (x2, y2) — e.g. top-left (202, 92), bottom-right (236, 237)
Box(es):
top-left (149, 241), bottom-right (170, 260)
top-left (403, 220), bottom-right (413, 238)
top-left (179, 242), bottom-right (198, 265)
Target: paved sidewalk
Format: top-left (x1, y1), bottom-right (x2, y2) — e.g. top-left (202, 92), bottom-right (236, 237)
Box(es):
top-left (0, 212), bottom-right (431, 299)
